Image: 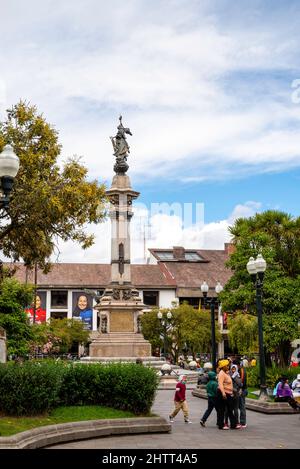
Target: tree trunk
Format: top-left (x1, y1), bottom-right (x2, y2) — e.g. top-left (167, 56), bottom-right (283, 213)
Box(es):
top-left (265, 350), bottom-right (272, 367)
top-left (278, 341), bottom-right (291, 367)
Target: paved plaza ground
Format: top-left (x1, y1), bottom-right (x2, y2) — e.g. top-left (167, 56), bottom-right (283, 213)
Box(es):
top-left (48, 390), bottom-right (300, 449)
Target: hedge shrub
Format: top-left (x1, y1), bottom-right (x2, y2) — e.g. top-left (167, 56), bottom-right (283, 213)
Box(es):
top-left (0, 361), bottom-right (65, 415)
top-left (0, 361), bottom-right (158, 416)
top-left (59, 363), bottom-right (158, 414)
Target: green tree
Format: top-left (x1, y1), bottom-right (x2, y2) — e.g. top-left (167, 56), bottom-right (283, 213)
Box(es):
top-left (176, 303), bottom-right (221, 360)
top-left (220, 210), bottom-right (300, 366)
top-left (0, 277), bottom-right (34, 356)
top-left (0, 101), bottom-right (107, 271)
top-left (227, 311), bottom-right (258, 355)
top-left (30, 318), bottom-right (90, 355)
top-left (141, 302), bottom-right (221, 362)
top-left (139, 309), bottom-right (163, 352)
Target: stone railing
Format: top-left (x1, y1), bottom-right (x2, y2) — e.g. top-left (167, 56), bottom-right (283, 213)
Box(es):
top-left (192, 387), bottom-right (298, 414)
top-left (0, 417), bottom-right (171, 449)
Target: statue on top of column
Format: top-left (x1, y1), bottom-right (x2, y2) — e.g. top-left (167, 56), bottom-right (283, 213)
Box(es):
top-left (110, 116), bottom-right (132, 174)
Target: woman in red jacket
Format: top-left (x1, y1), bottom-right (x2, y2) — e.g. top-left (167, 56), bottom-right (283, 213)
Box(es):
top-left (26, 295), bottom-right (46, 324)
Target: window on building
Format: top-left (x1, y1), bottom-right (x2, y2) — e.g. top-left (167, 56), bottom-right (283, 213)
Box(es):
top-left (184, 252), bottom-right (203, 261)
top-left (51, 291), bottom-right (68, 308)
top-left (224, 338), bottom-right (231, 354)
top-left (179, 297), bottom-right (201, 309)
top-left (50, 311), bottom-right (67, 320)
top-left (143, 291), bottom-right (159, 306)
top-left (156, 251), bottom-right (174, 261)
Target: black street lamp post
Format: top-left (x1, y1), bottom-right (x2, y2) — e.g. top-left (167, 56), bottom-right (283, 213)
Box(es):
top-left (0, 144), bottom-right (19, 326)
top-left (247, 254), bottom-right (269, 401)
top-left (157, 311), bottom-right (172, 360)
top-left (0, 144), bottom-right (19, 281)
top-left (201, 281), bottom-right (223, 372)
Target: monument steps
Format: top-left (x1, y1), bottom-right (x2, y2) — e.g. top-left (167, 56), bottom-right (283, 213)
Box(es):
top-left (90, 333), bottom-right (150, 342)
top-left (80, 356), bottom-right (173, 369)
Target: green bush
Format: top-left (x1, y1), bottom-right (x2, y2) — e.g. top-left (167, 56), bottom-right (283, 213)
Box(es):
top-left (246, 365), bottom-right (299, 389)
top-left (246, 366), bottom-right (260, 387)
top-left (266, 366), bottom-right (299, 388)
top-left (59, 363), bottom-right (99, 406)
top-left (0, 361), bottom-right (158, 416)
top-left (0, 361), bottom-right (65, 415)
top-left (60, 363), bottom-right (159, 414)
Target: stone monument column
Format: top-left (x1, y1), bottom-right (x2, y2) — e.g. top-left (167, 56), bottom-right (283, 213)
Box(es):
top-left (108, 177), bottom-right (138, 287)
top-left (89, 116), bottom-right (151, 358)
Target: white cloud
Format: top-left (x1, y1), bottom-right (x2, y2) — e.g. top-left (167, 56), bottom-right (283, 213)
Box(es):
top-left (52, 200), bottom-right (262, 263)
top-left (51, 220), bottom-right (111, 264)
top-left (228, 201), bottom-right (262, 224)
top-left (1, 1), bottom-right (300, 184)
top-left (145, 200), bottom-right (262, 255)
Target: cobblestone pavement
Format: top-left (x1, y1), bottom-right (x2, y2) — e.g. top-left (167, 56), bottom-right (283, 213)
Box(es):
top-left (48, 390), bottom-right (300, 449)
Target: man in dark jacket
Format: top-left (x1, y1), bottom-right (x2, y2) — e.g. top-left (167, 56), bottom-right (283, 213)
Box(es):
top-left (200, 371), bottom-right (218, 427)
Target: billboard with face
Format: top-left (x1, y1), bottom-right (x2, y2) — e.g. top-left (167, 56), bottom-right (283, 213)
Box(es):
top-left (25, 291), bottom-right (47, 324)
top-left (72, 292), bottom-right (93, 330)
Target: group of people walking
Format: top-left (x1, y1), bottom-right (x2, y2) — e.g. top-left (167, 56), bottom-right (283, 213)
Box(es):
top-left (169, 358), bottom-right (247, 429)
top-left (200, 358), bottom-right (247, 430)
top-left (169, 359), bottom-right (300, 428)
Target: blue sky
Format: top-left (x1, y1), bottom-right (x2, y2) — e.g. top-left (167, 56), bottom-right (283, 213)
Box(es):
top-left (1, 0), bottom-right (300, 262)
top-left (138, 167), bottom-right (300, 223)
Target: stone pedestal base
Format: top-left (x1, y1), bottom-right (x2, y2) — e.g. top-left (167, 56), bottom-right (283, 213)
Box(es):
top-left (92, 282), bottom-right (152, 358)
top-left (89, 332), bottom-right (151, 358)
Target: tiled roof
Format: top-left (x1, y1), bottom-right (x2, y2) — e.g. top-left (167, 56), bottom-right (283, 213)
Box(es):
top-left (9, 248), bottom-right (231, 290)
top-left (162, 250), bottom-right (232, 295)
top-left (132, 265), bottom-right (176, 287)
top-left (167, 249), bottom-right (232, 287)
top-left (12, 263), bottom-right (111, 288)
top-left (11, 263), bottom-right (175, 289)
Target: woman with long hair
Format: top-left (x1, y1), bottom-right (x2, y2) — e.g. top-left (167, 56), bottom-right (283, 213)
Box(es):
top-left (73, 294), bottom-right (93, 330)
